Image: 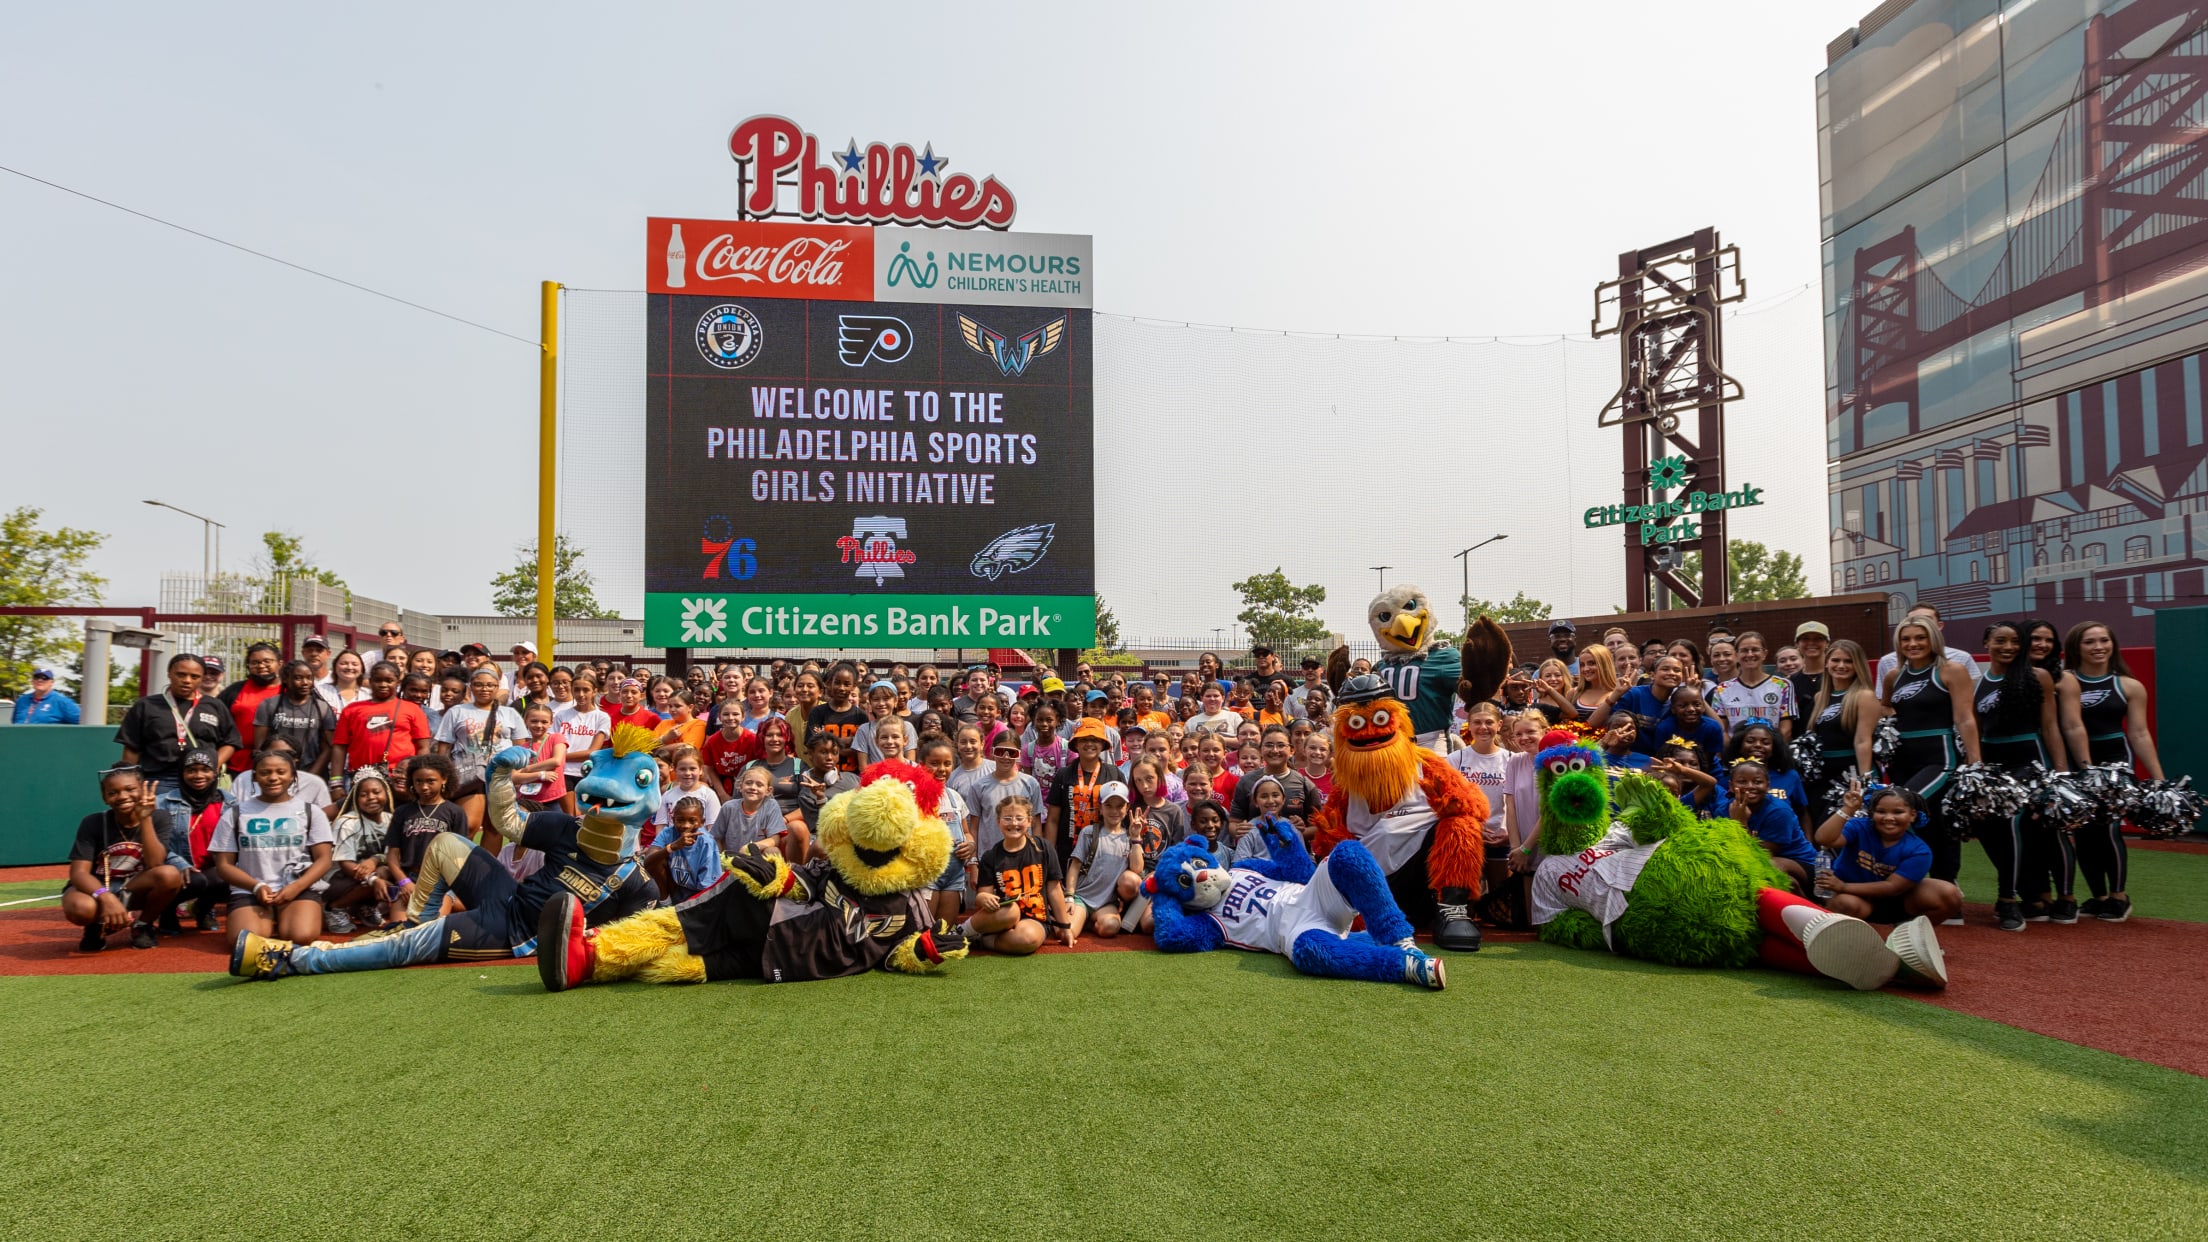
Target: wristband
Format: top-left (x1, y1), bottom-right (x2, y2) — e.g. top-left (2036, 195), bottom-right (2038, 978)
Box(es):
top-left (93, 886), bottom-right (110, 897)
top-left (397, 878), bottom-right (414, 889)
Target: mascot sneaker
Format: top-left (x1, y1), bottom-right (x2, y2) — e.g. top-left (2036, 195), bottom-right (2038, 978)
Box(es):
top-left (1433, 889), bottom-right (1481, 952)
top-left (1799, 911), bottom-right (1901, 991)
top-left (230, 932), bottom-right (296, 980)
top-left (1404, 953), bottom-right (1447, 990)
top-left (535, 892), bottom-right (596, 993)
top-left (1885, 916), bottom-right (1948, 990)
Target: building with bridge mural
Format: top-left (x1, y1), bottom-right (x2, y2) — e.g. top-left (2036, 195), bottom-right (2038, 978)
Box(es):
top-left (1821, 0), bottom-right (2208, 645)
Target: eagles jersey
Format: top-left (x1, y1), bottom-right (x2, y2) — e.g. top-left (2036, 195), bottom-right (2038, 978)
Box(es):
top-left (1375, 644), bottom-right (1461, 739)
top-left (675, 857), bottom-right (935, 984)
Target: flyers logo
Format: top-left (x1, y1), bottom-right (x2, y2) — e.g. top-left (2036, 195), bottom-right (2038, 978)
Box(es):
top-left (837, 315), bottom-right (912, 366)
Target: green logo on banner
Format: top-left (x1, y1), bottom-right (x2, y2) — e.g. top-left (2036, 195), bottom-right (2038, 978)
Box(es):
top-left (1582, 454), bottom-right (1766, 545)
top-left (646, 593), bottom-right (1096, 650)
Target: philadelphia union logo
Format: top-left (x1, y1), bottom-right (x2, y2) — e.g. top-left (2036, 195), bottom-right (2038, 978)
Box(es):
top-left (695, 304), bottom-right (764, 369)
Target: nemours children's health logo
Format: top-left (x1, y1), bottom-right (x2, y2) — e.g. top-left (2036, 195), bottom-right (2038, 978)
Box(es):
top-left (696, 304), bottom-right (764, 369)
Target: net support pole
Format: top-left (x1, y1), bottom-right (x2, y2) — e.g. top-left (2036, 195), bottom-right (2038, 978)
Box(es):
top-left (536, 280), bottom-right (561, 661)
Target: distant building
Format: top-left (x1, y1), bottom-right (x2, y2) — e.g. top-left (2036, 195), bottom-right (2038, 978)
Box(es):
top-left (1821, 0), bottom-right (2208, 642)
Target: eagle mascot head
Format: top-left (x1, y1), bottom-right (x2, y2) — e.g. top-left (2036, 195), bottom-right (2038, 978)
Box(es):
top-left (1367, 585), bottom-right (1438, 655)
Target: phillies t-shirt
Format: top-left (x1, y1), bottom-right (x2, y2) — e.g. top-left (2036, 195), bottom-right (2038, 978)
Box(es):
top-left (1448, 746), bottom-right (1510, 832)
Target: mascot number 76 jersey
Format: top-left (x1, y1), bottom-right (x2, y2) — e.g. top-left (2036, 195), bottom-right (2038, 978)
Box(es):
top-left (1376, 643), bottom-right (1460, 739)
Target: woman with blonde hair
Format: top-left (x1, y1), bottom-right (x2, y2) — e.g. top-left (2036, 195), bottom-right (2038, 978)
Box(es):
top-left (1879, 614), bottom-right (1981, 907)
top-left (1571, 644), bottom-right (1621, 723)
top-left (1533, 658), bottom-right (1578, 722)
top-left (1803, 638), bottom-right (1881, 825)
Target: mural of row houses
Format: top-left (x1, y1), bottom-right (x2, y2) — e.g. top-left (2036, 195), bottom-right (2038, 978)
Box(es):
top-left (1821, 0), bottom-right (2208, 642)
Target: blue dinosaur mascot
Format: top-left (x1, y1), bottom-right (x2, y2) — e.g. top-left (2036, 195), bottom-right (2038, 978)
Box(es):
top-left (230, 723), bottom-right (662, 980)
top-left (1527, 730), bottom-right (1946, 990)
top-left (1146, 818), bottom-right (1448, 990)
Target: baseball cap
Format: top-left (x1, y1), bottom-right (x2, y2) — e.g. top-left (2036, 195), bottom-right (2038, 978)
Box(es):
top-left (1548, 618), bottom-right (1577, 634)
top-left (181, 748), bottom-right (218, 772)
top-left (1300, 656), bottom-right (1322, 670)
top-left (1099, 780), bottom-right (1131, 803)
top-left (1794, 621), bottom-right (1831, 639)
top-left (459, 643), bottom-right (490, 656)
top-left (30, 668), bottom-right (55, 681)
top-left (1250, 644), bottom-right (1274, 658)
top-left (512, 640), bottom-right (537, 655)
top-left (1040, 675), bottom-right (1065, 692)
top-left (1085, 689), bottom-right (1107, 702)
top-left (302, 634), bottom-right (329, 650)
top-left (200, 655), bottom-right (225, 675)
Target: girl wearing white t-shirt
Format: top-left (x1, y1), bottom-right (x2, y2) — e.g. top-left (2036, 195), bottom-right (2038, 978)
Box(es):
top-left (207, 750), bottom-right (334, 944)
top-left (1449, 703), bottom-right (1511, 844)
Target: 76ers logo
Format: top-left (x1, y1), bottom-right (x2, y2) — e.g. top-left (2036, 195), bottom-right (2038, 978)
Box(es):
top-left (696, 304), bottom-right (764, 369)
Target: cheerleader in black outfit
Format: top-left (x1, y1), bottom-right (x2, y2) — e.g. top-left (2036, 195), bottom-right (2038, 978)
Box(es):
top-left (1879, 615), bottom-right (1982, 919)
top-left (1971, 622), bottom-right (2070, 930)
top-left (2057, 621), bottom-right (2163, 923)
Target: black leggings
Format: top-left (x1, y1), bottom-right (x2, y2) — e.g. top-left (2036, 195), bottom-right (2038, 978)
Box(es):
top-left (2077, 737), bottom-right (2134, 896)
top-left (1889, 732), bottom-right (1959, 882)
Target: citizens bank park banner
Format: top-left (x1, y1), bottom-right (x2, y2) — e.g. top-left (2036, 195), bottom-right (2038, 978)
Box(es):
top-left (642, 217), bottom-right (1095, 650)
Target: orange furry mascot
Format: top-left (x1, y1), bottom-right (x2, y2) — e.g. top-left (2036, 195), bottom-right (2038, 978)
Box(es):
top-left (1313, 616), bottom-right (1513, 951)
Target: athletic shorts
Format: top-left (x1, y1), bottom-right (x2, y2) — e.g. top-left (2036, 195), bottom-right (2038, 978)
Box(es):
top-left (453, 778), bottom-right (488, 800)
top-left (1849, 895), bottom-right (1911, 925)
top-left (227, 891), bottom-right (323, 914)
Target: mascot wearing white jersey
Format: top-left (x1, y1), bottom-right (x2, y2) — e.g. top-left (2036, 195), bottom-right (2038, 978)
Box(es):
top-left (1145, 819), bottom-right (1447, 989)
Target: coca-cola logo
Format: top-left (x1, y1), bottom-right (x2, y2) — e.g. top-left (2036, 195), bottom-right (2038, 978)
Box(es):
top-left (694, 232), bottom-right (852, 287)
top-left (728, 114), bottom-right (1017, 231)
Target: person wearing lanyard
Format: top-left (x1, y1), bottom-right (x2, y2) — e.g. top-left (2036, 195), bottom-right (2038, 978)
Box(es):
top-left (115, 653), bottom-right (240, 797)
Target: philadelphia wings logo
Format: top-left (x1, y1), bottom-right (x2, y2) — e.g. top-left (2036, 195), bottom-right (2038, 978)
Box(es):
top-left (956, 314), bottom-right (1064, 377)
top-left (970, 523), bottom-right (1055, 581)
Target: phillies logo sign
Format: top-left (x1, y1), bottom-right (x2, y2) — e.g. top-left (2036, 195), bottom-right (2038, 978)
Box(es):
top-left (728, 115), bottom-right (1018, 231)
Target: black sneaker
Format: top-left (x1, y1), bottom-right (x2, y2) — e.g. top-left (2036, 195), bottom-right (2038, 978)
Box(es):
top-left (2020, 899), bottom-right (2051, 923)
top-left (2077, 896), bottom-right (2108, 920)
top-left (157, 908), bottom-right (184, 936)
top-left (129, 922), bottom-right (157, 950)
top-left (194, 899), bottom-right (219, 933)
top-left (2049, 898), bottom-right (2079, 925)
top-left (2094, 895), bottom-right (2132, 923)
top-left (1995, 900), bottom-right (2026, 932)
top-left (1432, 890), bottom-right (1482, 952)
top-left (77, 924), bottom-right (104, 953)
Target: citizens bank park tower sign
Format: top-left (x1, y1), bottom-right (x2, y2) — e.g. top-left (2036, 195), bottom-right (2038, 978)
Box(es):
top-left (641, 115), bottom-right (1095, 651)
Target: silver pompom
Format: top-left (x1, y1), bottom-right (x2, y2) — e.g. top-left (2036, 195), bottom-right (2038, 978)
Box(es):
top-left (2127, 776), bottom-right (2204, 839)
top-left (2076, 763), bottom-right (2140, 820)
top-left (1792, 735), bottom-right (1826, 785)
top-left (1872, 717), bottom-right (1900, 772)
top-left (2024, 767), bottom-right (2094, 833)
top-left (1942, 762), bottom-right (2029, 824)
top-left (1823, 767), bottom-right (1864, 814)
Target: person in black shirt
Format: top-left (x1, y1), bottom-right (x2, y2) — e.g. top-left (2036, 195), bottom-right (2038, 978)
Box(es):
top-left (116, 653), bottom-right (239, 790)
top-left (386, 754), bottom-right (470, 879)
top-left (64, 767), bottom-right (183, 952)
top-left (806, 662), bottom-right (869, 774)
top-left (253, 660), bottom-right (338, 776)
top-left (968, 795), bottom-right (1070, 952)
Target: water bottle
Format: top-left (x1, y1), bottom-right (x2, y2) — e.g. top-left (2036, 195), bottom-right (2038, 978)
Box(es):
top-left (666, 223), bottom-right (687, 288)
top-left (1812, 847), bottom-right (1835, 900)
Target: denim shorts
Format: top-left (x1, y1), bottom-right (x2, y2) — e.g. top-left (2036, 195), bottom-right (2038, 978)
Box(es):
top-left (928, 853), bottom-right (966, 892)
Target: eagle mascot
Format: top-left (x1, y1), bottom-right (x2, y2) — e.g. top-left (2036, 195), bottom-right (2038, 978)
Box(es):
top-left (1312, 608), bottom-right (1512, 951)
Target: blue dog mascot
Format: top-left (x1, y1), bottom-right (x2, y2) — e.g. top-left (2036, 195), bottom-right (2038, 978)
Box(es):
top-left (1145, 816), bottom-right (1448, 989)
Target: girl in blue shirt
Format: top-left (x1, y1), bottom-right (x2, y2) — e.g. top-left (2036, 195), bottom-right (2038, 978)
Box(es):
top-left (1725, 758), bottom-right (1817, 891)
top-left (1717, 721), bottom-right (1810, 824)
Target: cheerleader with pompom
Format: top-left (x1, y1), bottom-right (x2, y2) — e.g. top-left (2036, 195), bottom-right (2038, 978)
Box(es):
top-left (2056, 622), bottom-right (2164, 923)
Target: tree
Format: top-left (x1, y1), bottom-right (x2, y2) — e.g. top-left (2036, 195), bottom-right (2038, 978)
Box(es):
top-left (0, 507), bottom-right (106, 699)
top-left (1728, 540), bottom-right (1809, 602)
top-left (1076, 593), bottom-right (1140, 665)
top-left (1675, 541), bottom-right (1809, 604)
top-left (491, 535), bottom-right (616, 619)
top-left (1458, 590), bottom-right (1553, 626)
top-left (1232, 568), bottom-right (1330, 653)
top-left (258, 530), bottom-right (345, 589)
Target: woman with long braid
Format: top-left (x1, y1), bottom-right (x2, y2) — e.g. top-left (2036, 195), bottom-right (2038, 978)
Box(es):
top-left (1970, 621), bottom-right (2068, 931)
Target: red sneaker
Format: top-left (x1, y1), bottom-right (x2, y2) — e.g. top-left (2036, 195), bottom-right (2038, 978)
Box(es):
top-left (534, 893), bottom-right (595, 992)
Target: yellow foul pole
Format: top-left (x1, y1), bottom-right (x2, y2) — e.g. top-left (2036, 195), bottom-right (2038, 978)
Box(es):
top-left (536, 281), bottom-right (561, 660)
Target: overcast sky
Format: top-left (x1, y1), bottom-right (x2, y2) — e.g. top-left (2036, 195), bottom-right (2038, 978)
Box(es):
top-left (2, 1), bottom-right (1868, 641)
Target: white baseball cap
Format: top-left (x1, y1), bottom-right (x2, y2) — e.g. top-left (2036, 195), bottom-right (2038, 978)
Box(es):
top-left (1098, 781), bottom-right (1131, 803)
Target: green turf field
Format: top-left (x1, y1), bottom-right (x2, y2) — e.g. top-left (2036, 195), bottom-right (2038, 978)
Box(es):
top-left (3, 942), bottom-right (2204, 1241)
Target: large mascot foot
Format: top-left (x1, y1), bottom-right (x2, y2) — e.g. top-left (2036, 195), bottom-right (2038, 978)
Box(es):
top-left (230, 931), bottom-right (295, 980)
top-left (536, 892), bottom-right (595, 992)
top-left (1433, 887), bottom-right (1482, 952)
top-left (1886, 916), bottom-right (1948, 990)
top-left (1407, 953), bottom-right (1447, 990)
top-left (1799, 911), bottom-right (1901, 991)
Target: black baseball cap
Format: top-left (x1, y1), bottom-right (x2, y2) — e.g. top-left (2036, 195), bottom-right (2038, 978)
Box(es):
top-left (1300, 656), bottom-right (1322, 670)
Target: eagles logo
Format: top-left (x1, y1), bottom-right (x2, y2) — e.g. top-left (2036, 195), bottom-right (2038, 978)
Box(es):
top-left (956, 314), bottom-right (1064, 377)
top-left (970, 523), bottom-right (1055, 581)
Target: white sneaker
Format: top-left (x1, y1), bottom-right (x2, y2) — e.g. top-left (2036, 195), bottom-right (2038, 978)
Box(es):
top-left (1403, 953), bottom-right (1447, 990)
top-left (1800, 911), bottom-right (1902, 991)
top-left (1886, 916), bottom-right (1948, 990)
top-left (322, 909), bottom-right (355, 935)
